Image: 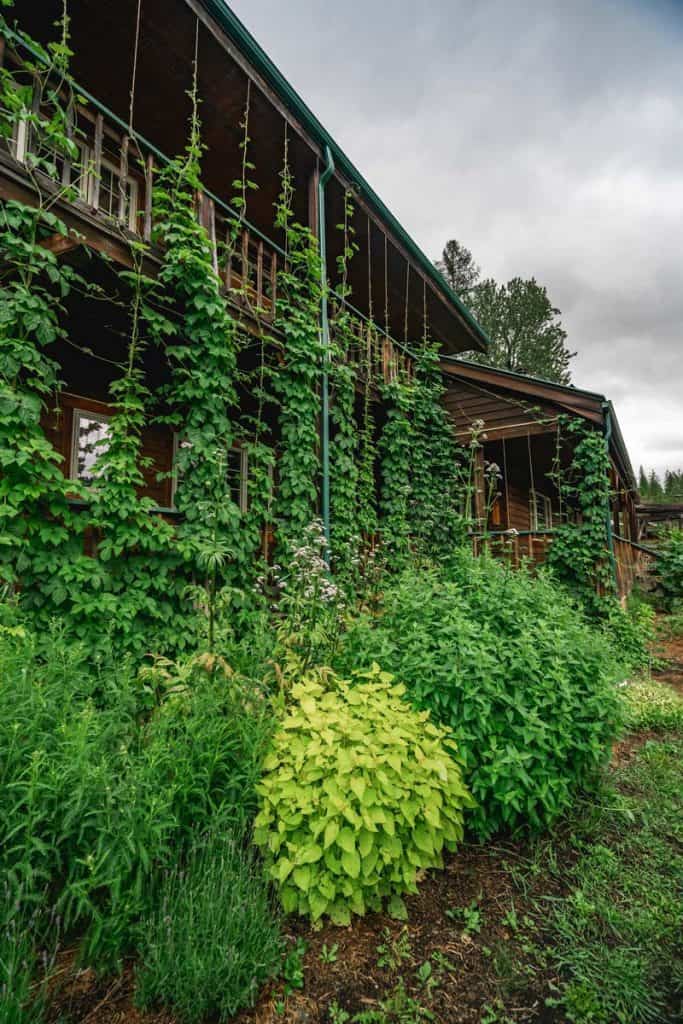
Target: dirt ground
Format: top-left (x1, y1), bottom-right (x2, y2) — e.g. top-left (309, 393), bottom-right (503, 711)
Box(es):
top-left (45, 632), bottom-right (683, 1024)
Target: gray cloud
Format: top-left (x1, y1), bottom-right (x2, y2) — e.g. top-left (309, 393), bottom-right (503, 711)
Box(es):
top-left (229, 0), bottom-right (683, 475)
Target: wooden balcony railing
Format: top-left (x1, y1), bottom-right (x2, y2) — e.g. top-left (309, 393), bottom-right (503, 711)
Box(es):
top-left (1, 36), bottom-right (419, 367)
top-left (337, 314), bottom-right (414, 386)
top-left (0, 50), bottom-right (280, 320)
top-left (471, 529), bottom-right (554, 567)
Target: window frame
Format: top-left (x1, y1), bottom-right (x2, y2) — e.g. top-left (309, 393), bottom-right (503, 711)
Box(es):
top-left (69, 406), bottom-right (113, 486)
top-left (530, 489), bottom-right (553, 531)
top-left (171, 436), bottom-right (249, 514)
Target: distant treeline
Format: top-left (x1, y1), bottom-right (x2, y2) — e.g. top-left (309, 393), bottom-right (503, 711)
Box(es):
top-left (638, 467), bottom-right (683, 504)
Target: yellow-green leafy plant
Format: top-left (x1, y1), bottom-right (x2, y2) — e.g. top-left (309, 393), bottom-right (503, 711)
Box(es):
top-left (253, 664), bottom-right (473, 926)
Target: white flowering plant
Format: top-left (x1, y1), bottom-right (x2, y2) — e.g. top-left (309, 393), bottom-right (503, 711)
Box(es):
top-left (262, 520), bottom-right (348, 673)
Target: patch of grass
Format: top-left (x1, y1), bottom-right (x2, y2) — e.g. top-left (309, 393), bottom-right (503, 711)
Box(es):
top-left (135, 826), bottom-right (282, 1023)
top-left (621, 679), bottom-right (683, 732)
top-left (530, 740), bottom-right (683, 1023)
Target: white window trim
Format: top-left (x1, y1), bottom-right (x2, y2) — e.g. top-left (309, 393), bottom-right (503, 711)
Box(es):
top-left (70, 407), bottom-right (112, 483)
top-left (85, 151), bottom-right (139, 232)
top-left (171, 436), bottom-right (249, 514)
top-left (10, 114), bottom-right (139, 233)
top-left (530, 490), bottom-right (553, 531)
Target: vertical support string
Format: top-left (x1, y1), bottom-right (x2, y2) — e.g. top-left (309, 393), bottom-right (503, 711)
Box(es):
top-left (403, 261), bottom-right (410, 347)
top-left (527, 430), bottom-right (537, 529)
top-left (502, 436), bottom-right (510, 529)
top-left (128, 0), bottom-right (143, 133)
top-left (383, 232), bottom-right (389, 339)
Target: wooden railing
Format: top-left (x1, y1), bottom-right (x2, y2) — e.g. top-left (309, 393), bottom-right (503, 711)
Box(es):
top-left (1, 38), bottom-right (419, 370)
top-left (471, 529), bottom-right (554, 568)
top-left (337, 314), bottom-right (414, 386)
top-left (0, 52), bottom-right (281, 319)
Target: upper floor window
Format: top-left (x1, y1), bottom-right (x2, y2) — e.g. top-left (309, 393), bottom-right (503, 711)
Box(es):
top-left (70, 409), bottom-right (112, 485)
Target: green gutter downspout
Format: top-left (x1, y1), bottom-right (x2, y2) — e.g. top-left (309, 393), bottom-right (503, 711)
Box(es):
top-left (602, 403), bottom-right (619, 596)
top-left (318, 146), bottom-right (335, 556)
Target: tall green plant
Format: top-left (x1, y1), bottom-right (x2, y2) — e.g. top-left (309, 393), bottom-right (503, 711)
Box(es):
top-left (547, 416), bottom-right (614, 609)
top-left (271, 144), bottom-right (323, 560)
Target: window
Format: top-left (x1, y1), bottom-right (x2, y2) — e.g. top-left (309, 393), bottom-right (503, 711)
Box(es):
top-left (172, 437), bottom-right (249, 513)
top-left (530, 490), bottom-right (553, 531)
top-left (70, 409), bottom-right (112, 485)
top-left (84, 153), bottom-right (139, 232)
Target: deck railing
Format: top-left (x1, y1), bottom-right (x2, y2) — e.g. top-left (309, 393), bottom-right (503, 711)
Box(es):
top-left (1, 31), bottom-right (416, 376)
top-left (0, 46), bottom-right (281, 319)
top-left (471, 529), bottom-right (555, 567)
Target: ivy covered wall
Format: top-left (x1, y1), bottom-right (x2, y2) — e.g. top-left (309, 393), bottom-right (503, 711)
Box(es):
top-left (0, 18), bottom-right (473, 653)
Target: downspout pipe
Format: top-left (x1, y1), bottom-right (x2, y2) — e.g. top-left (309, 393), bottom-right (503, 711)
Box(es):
top-left (318, 145), bottom-right (335, 557)
top-left (602, 402), bottom-right (619, 597)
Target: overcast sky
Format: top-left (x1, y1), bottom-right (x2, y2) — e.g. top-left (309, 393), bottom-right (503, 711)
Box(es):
top-left (228, 0), bottom-right (682, 478)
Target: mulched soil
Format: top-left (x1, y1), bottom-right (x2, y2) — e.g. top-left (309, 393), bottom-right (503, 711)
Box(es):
top-left (44, 632), bottom-right (683, 1024)
top-left (48, 841), bottom-right (560, 1024)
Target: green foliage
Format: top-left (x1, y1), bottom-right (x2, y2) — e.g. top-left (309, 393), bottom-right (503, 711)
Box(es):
top-left (638, 465), bottom-right (683, 504)
top-left (602, 599), bottom-right (655, 673)
top-left (378, 377), bottom-right (413, 565)
top-left (328, 192), bottom-right (361, 579)
top-left (543, 740), bottom-right (683, 1023)
top-left (338, 552), bottom-right (623, 838)
top-left (547, 416), bottom-right (615, 610)
top-left (435, 238), bottom-right (480, 299)
top-left (0, 616), bottom-right (274, 968)
top-left (408, 345), bottom-right (467, 553)
top-left (271, 148), bottom-right (323, 559)
top-left (463, 266), bottom-right (575, 384)
top-left (254, 664), bottom-right (472, 925)
top-left (135, 827), bottom-right (282, 1023)
top-left (621, 680), bottom-right (683, 733)
top-left (655, 528), bottom-right (683, 610)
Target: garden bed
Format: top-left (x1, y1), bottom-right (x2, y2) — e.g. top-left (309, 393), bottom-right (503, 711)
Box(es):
top-left (45, 660), bottom-right (683, 1024)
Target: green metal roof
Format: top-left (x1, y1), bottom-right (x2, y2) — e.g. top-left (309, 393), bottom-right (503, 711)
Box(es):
top-left (199, 0), bottom-right (490, 353)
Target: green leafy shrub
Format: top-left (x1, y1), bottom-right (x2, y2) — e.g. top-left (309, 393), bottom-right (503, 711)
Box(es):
top-left (621, 680), bottom-right (683, 733)
top-left (602, 599), bottom-right (655, 672)
top-left (135, 825), bottom-right (282, 1023)
top-left (656, 529), bottom-right (683, 610)
top-left (253, 665), bottom-right (473, 925)
top-left (338, 553), bottom-right (623, 839)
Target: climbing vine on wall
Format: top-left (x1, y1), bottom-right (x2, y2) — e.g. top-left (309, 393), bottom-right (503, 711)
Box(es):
top-left (329, 189), bottom-right (360, 579)
top-left (408, 343), bottom-right (466, 554)
top-left (547, 415), bottom-right (615, 610)
top-left (270, 139), bottom-right (323, 561)
top-left (1, 9), bottom-right (493, 650)
top-left (378, 373), bottom-right (414, 565)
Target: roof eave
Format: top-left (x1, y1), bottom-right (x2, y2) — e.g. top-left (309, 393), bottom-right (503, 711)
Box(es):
top-left (198, 0), bottom-right (489, 353)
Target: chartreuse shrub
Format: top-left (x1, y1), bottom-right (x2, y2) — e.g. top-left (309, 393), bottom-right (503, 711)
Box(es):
top-left (254, 665), bottom-right (473, 925)
top-left (337, 551), bottom-right (623, 839)
top-left (136, 824), bottom-right (282, 1023)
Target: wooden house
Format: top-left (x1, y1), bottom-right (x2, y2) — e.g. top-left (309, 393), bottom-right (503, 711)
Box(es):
top-left (0, 0), bottom-right (488, 534)
top-left (441, 358), bottom-right (641, 599)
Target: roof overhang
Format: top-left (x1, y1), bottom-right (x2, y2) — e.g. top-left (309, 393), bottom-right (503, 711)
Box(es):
top-left (441, 357), bottom-right (637, 492)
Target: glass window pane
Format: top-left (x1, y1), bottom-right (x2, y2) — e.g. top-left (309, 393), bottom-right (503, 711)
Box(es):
top-left (74, 413), bottom-right (111, 484)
